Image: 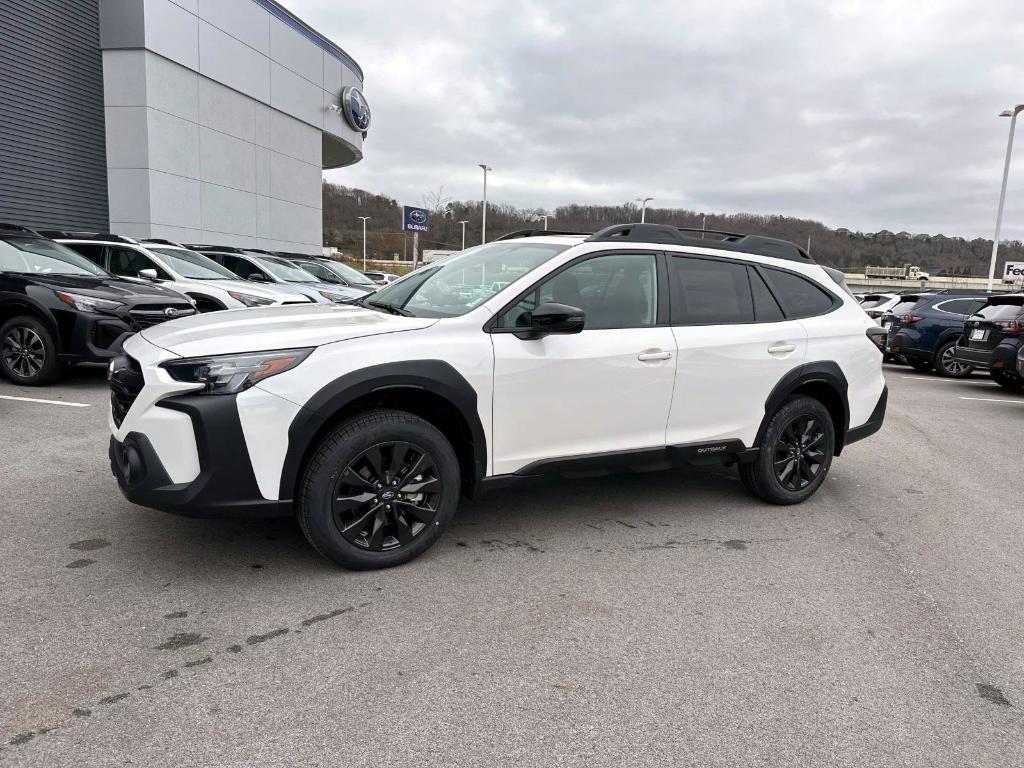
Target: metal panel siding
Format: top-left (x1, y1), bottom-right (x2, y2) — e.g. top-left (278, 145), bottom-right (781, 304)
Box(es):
top-left (0, 0), bottom-right (109, 230)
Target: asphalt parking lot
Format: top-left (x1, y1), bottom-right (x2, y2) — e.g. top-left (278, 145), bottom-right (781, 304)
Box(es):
top-left (2, 364), bottom-right (1023, 766)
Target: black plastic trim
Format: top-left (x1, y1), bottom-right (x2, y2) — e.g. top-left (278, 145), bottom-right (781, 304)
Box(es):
top-left (278, 360), bottom-right (487, 501)
top-left (109, 394), bottom-right (290, 518)
top-left (845, 386), bottom-right (888, 446)
top-left (585, 223), bottom-right (814, 263)
top-left (756, 362), bottom-right (850, 452)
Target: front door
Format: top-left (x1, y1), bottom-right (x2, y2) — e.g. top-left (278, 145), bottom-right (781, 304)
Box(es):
top-left (489, 251), bottom-right (677, 475)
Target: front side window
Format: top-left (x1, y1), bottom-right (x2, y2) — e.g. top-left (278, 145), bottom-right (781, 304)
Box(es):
top-left (499, 252), bottom-right (657, 330)
top-left (762, 268), bottom-right (836, 318)
top-left (370, 241), bottom-right (571, 318)
top-left (322, 260), bottom-right (376, 285)
top-left (220, 255), bottom-right (266, 281)
top-left (297, 262), bottom-right (338, 283)
top-left (0, 238), bottom-right (109, 276)
top-left (670, 256), bottom-right (753, 325)
top-left (106, 247), bottom-right (169, 280)
top-left (146, 247), bottom-right (238, 280)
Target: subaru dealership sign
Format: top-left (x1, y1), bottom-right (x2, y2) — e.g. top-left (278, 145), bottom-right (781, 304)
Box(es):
top-left (403, 206), bottom-right (429, 232)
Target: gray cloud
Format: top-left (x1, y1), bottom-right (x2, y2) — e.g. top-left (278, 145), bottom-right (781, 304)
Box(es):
top-left (293, 0), bottom-right (1024, 239)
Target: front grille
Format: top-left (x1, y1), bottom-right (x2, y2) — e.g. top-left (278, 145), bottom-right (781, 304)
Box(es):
top-left (110, 355), bottom-right (144, 428)
top-left (128, 303), bottom-right (196, 330)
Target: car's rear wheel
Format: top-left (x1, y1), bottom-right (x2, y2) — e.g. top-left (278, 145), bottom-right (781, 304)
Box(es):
top-left (297, 409), bottom-right (460, 570)
top-left (0, 316), bottom-right (62, 386)
top-left (934, 340), bottom-right (973, 378)
top-left (740, 396), bottom-right (835, 505)
top-left (991, 370), bottom-right (1024, 392)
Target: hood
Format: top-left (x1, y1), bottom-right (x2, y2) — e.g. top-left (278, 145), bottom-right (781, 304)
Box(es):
top-left (139, 303), bottom-right (436, 357)
top-left (22, 273), bottom-right (188, 301)
top-left (198, 279), bottom-right (312, 302)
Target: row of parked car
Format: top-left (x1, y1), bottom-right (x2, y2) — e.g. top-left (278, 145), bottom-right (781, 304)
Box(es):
top-left (857, 289), bottom-right (1024, 391)
top-left (0, 223), bottom-right (398, 385)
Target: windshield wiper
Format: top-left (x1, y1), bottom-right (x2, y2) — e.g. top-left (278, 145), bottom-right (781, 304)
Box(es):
top-left (364, 298), bottom-right (413, 317)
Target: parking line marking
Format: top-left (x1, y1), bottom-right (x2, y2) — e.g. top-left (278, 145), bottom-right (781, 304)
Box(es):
top-left (0, 394), bottom-right (92, 408)
top-left (959, 396), bottom-right (1024, 405)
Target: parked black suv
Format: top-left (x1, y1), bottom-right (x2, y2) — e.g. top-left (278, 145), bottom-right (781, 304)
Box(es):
top-left (0, 225), bottom-right (196, 385)
top-left (954, 294), bottom-right (1024, 391)
top-left (884, 290), bottom-right (991, 377)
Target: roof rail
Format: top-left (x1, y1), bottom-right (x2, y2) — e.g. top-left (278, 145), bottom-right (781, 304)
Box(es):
top-left (141, 238), bottom-right (185, 248)
top-left (494, 229), bottom-right (591, 241)
top-left (185, 244), bottom-right (247, 254)
top-left (44, 230), bottom-right (139, 244)
top-left (585, 223), bottom-right (814, 264)
top-left (0, 223), bottom-right (42, 236)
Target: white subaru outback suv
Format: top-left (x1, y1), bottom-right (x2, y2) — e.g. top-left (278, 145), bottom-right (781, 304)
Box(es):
top-left (108, 224), bottom-right (888, 570)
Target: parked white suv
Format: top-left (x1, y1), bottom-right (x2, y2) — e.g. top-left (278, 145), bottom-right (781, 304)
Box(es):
top-left (56, 236), bottom-right (312, 311)
top-left (108, 224), bottom-right (888, 569)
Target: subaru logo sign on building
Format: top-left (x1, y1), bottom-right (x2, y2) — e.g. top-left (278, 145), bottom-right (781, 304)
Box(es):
top-left (340, 86), bottom-right (371, 134)
top-left (403, 206), bottom-right (429, 232)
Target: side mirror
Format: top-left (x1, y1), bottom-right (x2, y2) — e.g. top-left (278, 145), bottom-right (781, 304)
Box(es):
top-left (138, 268), bottom-right (158, 280)
top-left (515, 302), bottom-right (586, 340)
top-left (247, 273), bottom-right (270, 282)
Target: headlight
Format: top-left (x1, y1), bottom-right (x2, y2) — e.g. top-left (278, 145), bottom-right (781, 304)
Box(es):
top-left (227, 291), bottom-right (274, 307)
top-left (161, 348), bottom-right (313, 395)
top-left (318, 290), bottom-right (349, 303)
top-left (56, 291), bottom-right (123, 313)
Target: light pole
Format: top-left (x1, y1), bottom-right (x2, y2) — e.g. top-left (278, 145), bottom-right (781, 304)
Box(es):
top-left (479, 164), bottom-right (492, 243)
top-left (636, 197), bottom-right (654, 223)
top-left (458, 220), bottom-right (469, 250)
top-left (536, 214), bottom-right (549, 230)
top-left (357, 216), bottom-right (370, 271)
top-left (988, 105), bottom-right (1024, 290)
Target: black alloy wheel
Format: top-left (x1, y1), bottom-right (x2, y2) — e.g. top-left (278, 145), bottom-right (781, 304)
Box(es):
top-left (332, 441), bottom-right (442, 551)
top-left (2, 326), bottom-right (45, 379)
top-left (772, 414), bottom-right (827, 492)
top-left (0, 316), bottom-right (61, 385)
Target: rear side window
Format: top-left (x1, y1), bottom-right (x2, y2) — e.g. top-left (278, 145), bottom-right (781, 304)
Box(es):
top-left (749, 268), bottom-right (785, 322)
top-left (670, 257), bottom-right (753, 325)
top-left (976, 301), bottom-right (1024, 321)
top-left (936, 298), bottom-right (983, 315)
top-left (761, 268), bottom-right (836, 318)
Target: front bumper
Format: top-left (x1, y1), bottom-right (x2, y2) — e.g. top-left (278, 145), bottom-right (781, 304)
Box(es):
top-left (62, 313), bottom-right (134, 363)
top-left (110, 393), bottom-right (291, 519)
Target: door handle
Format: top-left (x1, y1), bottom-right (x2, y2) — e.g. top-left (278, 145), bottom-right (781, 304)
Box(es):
top-left (767, 342), bottom-right (797, 355)
top-left (638, 350), bottom-right (673, 361)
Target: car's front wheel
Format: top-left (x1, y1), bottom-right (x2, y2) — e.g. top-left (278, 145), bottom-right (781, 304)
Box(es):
top-left (0, 315), bottom-right (62, 386)
top-left (740, 396), bottom-right (835, 505)
top-left (297, 409), bottom-right (460, 570)
top-left (935, 340), bottom-right (973, 378)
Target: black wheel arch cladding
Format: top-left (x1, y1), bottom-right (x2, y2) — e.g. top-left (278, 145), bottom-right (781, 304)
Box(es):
top-left (756, 361), bottom-right (850, 454)
top-left (279, 360), bottom-right (487, 501)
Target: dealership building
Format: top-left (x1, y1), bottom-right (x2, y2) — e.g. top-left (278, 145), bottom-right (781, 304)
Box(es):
top-left (0, 0), bottom-right (368, 254)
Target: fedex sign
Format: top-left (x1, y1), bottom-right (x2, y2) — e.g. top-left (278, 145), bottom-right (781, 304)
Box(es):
top-left (1004, 262), bottom-right (1024, 283)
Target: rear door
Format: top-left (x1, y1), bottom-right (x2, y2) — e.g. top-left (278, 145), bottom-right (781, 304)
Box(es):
top-left (666, 255), bottom-right (807, 447)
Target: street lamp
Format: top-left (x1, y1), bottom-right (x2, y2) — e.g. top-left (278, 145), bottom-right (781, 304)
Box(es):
top-left (458, 220), bottom-right (469, 250)
top-left (536, 214), bottom-right (549, 230)
top-left (357, 216), bottom-right (370, 271)
top-left (988, 105), bottom-right (1024, 290)
top-left (479, 164), bottom-right (492, 244)
top-left (636, 197), bottom-right (654, 223)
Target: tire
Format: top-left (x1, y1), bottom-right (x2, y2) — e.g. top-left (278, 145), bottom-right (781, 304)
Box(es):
top-left (739, 396), bottom-right (835, 505)
top-left (297, 409), bottom-right (460, 570)
top-left (909, 359), bottom-right (933, 373)
top-left (991, 370), bottom-right (1024, 392)
top-left (934, 340), bottom-right (973, 378)
top-left (0, 315), bottom-right (62, 386)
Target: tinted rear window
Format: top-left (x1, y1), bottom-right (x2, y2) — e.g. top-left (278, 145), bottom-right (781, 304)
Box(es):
top-left (976, 301), bottom-right (1024, 321)
top-left (890, 299), bottom-right (924, 315)
top-left (860, 295), bottom-right (893, 309)
top-left (762, 268), bottom-right (836, 318)
top-left (670, 257), bottom-right (754, 325)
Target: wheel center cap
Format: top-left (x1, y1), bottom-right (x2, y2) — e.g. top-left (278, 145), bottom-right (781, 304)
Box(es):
top-left (381, 490), bottom-right (396, 501)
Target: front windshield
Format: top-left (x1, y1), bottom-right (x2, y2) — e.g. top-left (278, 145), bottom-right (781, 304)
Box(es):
top-left (147, 247), bottom-right (238, 280)
top-left (256, 255), bottom-right (320, 283)
top-left (369, 241), bottom-right (571, 318)
top-left (0, 237), bottom-right (107, 276)
top-left (324, 260), bottom-right (376, 285)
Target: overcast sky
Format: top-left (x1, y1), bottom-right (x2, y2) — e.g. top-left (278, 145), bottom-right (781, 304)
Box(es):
top-left (292, 0), bottom-right (1024, 239)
